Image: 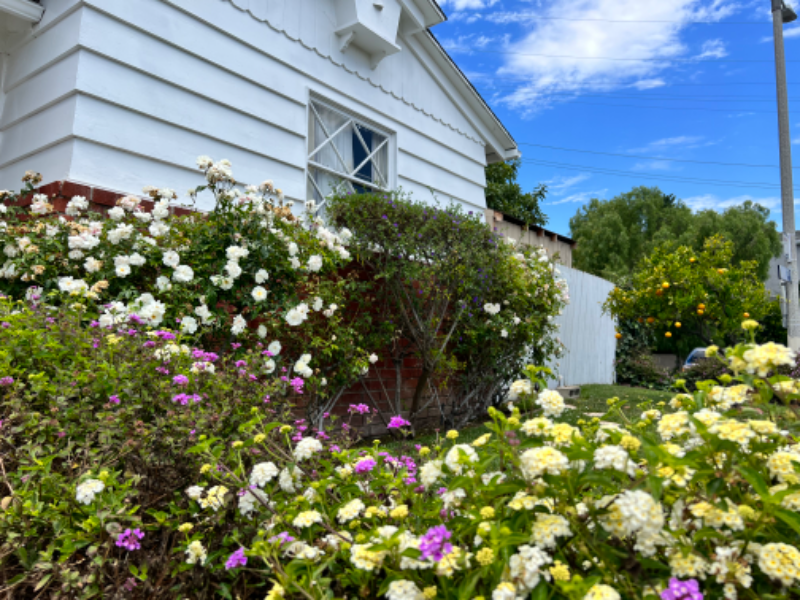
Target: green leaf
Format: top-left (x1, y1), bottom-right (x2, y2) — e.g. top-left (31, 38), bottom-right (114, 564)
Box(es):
top-left (775, 508), bottom-right (800, 537)
top-left (34, 574), bottom-right (52, 592)
top-left (737, 466), bottom-right (770, 501)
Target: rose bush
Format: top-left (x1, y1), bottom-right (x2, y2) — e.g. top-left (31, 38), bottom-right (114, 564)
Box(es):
top-left (0, 160), bottom-right (387, 403)
top-left (3, 305), bottom-right (800, 599)
top-left (0, 162), bottom-right (567, 431)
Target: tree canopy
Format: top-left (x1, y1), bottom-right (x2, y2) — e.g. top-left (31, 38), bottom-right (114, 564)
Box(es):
top-left (570, 186), bottom-right (781, 282)
top-left (485, 159), bottom-right (548, 227)
top-left (604, 236), bottom-right (773, 348)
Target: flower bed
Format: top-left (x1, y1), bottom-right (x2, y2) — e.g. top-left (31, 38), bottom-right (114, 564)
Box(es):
top-left (2, 304), bottom-right (800, 598)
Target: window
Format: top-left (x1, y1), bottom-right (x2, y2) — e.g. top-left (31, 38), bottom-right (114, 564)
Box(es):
top-left (307, 98), bottom-right (391, 208)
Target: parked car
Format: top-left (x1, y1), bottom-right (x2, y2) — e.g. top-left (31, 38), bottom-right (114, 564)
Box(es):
top-left (683, 348), bottom-right (707, 371)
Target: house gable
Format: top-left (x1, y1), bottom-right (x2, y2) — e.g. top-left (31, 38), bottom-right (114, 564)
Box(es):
top-left (218, 0), bottom-right (515, 163)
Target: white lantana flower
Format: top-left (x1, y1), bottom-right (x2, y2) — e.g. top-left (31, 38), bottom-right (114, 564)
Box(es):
top-left (185, 541), bottom-right (207, 565)
top-left (75, 479), bottom-right (105, 505)
top-left (250, 462), bottom-right (279, 487)
top-left (536, 389), bottom-right (566, 418)
top-left (186, 485), bottom-right (204, 500)
top-left (294, 437), bottom-right (323, 461)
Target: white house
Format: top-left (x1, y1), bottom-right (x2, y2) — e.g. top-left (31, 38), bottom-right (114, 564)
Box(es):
top-left (0, 0), bottom-right (519, 212)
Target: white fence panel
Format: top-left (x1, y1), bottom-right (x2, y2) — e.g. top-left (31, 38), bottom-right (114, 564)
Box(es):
top-left (547, 266), bottom-right (617, 387)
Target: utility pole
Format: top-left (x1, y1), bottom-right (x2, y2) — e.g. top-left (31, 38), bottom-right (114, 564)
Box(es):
top-left (772, 0), bottom-right (800, 351)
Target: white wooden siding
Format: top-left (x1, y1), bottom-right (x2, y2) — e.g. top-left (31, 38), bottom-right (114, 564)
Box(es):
top-left (547, 266), bottom-right (617, 387)
top-left (1, 0), bottom-right (495, 213)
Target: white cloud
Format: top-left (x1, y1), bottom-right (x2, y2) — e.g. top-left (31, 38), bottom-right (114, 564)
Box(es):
top-left (761, 24), bottom-right (800, 42)
top-left (487, 0), bottom-right (744, 113)
top-left (547, 189), bottom-right (609, 206)
top-left (631, 79), bottom-right (667, 90)
top-left (695, 39), bottom-right (728, 59)
top-left (628, 135), bottom-right (711, 153)
top-left (441, 33), bottom-right (508, 53)
top-left (683, 193), bottom-right (782, 211)
top-left (545, 173), bottom-right (592, 193)
top-left (631, 160), bottom-right (675, 171)
top-left (438, 0), bottom-right (499, 10)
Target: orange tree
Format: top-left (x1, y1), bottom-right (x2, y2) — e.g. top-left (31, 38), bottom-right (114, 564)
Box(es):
top-left (604, 235), bottom-right (774, 347)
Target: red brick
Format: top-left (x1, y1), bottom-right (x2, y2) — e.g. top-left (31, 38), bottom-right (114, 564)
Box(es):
top-left (37, 181), bottom-right (64, 197)
top-left (60, 182), bottom-right (92, 200)
top-left (93, 188), bottom-right (121, 207)
top-left (51, 198), bottom-right (68, 213)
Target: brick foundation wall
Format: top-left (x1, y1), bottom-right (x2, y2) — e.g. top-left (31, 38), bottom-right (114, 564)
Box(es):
top-left (12, 180), bottom-right (193, 218)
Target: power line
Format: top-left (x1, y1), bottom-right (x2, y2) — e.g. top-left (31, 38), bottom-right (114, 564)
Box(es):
top-left (477, 15), bottom-right (775, 25)
top-left (521, 158), bottom-right (795, 190)
top-left (469, 78), bottom-right (799, 87)
top-left (518, 142), bottom-right (794, 169)
top-left (512, 98), bottom-right (776, 113)
top-left (475, 86), bottom-right (794, 102)
top-left (445, 47), bottom-right (794, 63)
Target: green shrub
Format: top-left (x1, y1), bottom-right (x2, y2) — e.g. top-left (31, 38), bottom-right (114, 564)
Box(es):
top-left (327, 191), bottom-right (567, 427)
top-left (0, 160), bottom-right (385, 401)
top-left (3, 303), bottom-right (800, 598)
top-left (614, 319), bottom-right (671, 390)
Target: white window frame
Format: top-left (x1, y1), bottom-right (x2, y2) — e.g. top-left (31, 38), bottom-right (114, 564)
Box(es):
top-left (306, 95), bottom-right (395, 210)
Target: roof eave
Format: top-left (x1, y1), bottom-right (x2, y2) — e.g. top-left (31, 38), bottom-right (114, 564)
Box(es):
top-left (421, 30), bottom-right (518, 163)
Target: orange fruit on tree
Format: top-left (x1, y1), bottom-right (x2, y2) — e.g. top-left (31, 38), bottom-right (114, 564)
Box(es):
top-left (615, 333), bottom-right (623, 339)
top-left (656, 289), bottom-right (663, 296)
top-left (665, 332), bottom-right (673, 338)
top-left (698, 303), bottom-right (706, 310)
top-left (647, 317), bottom-right (655, 324)
top-left (743, 312), bottom-right (750, 318)
top-left (698, 309), bottom-right (704, 316)
top-left (717, 268), bottom-right (725, 274)
top-left (662, 282), bottom-right (670, 289)
top-left (675, 322), bottom-right (682, 328)
top-left (690, 258), bottom-right (696, 263)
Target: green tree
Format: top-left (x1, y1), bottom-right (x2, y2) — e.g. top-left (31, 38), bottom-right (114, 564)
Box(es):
top-left (570, 187), bottom-right (694, 282)
top-left (687, 201), bottom-right (781, 281)
top-left (485, 159), bottom-right (547, 226)
top-left (604, 236), bottom-right (773, 347)
top-left (570, 187), bottom-right (781, 282)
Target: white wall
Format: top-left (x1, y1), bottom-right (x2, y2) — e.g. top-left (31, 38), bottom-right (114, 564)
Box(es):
top-left (0, 0), bottom-right (493, 213)
top-left (548, 266), bottom-right (617, 387)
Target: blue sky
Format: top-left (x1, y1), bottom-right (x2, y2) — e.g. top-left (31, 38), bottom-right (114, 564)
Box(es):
top-left (434, 0), bottom-right (800, 237)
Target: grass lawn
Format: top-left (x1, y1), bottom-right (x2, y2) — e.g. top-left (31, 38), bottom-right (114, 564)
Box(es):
top-left (382, 384), bottom-right (675, 452)
top-left (564, 384), bottom-right (674, 424)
